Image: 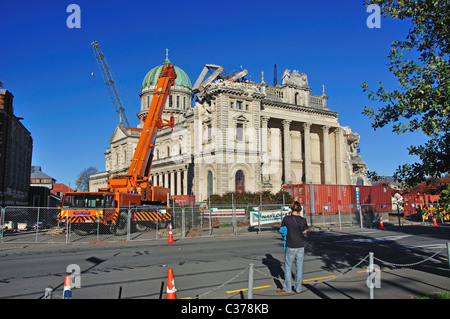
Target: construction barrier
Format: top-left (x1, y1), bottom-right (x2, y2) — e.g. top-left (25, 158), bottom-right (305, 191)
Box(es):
top-left (1, 200), bottom-right (396, 244)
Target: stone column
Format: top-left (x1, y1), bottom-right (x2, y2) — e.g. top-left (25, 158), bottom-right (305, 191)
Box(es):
top-left (260, 116), bottom-right (272, 188)
top-left (282, 120), bottom-right (292, 184)
top-left (260, 116), bottom-right (269, 163)
top-left (334, 127), bottom-right (344, 185)
top-left (322, 125), bottom-right (331, 184)
top-left (164, 172), bottom-right (169, 189)
top-left (158, 174), bottom-right (162, 187)
top-left (303, 122), bottom-right (312, 184)
top-left (170, 171), bottom-right (175, 195)
top-left (177, 170), bottom-right (182, 195)
top-left (183, 168), bottom-right (188, 195)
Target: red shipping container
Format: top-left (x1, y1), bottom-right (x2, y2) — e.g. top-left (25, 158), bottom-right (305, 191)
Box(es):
top-left (403, 194), bottom-right (440, 217)
top-left (284, 184), bottom-right (392, 215)
top-left (309, 184), bottom-right (354, 215)
top-left (356, 185), bottom-right (392, 213)
top-left (283, 184), bottom-right (355, 215)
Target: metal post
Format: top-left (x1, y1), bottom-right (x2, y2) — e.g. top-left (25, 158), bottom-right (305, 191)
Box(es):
top-left (208, 198), bottom-right (212, 236)
top-left (397, 204), bottom-right (401, 227)
top-left (0, 207), bottom-right (4, 243)
top-left (350, 205), bottom-right (353, 228)
top-left (66, 216), bottom-right (71, 244)
top-left (338, 204), bottom-right (342, 231)
top-left (155, 209), bottom-right (159, 240)
top-left (369, 252), bottom-right (374, 299)
top-left (359, 208), bottom-right (364, 229)
top-left (259, 194), bottom-right (262, 233)
top-left (356, 187), bottom-right (363, 228)
top-left (447, 242), bottom-right (450, 269)
top-left (35, 207), bottom-right (40, 243)
top-left (127, 208), bottom-right (131, 241)
top-left (96, 212), bottom-right (100, 243)
top-left (181, 207), bottom-right (186, 238)
top-left (322, 205), bottom-right (325, 225)
top-left (43, 286), bottom-right (53, 299)
top-left (248, 263), bottom-right (254, 299)
top-left (232, 193), bottom-right (237, 237)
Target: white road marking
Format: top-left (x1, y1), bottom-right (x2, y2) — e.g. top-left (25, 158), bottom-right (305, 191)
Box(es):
top-left (337, 234), bottom-right (412, 243)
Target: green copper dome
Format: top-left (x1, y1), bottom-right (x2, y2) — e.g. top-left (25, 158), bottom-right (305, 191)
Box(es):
top-left (141, 50), bottom-right (192, 90)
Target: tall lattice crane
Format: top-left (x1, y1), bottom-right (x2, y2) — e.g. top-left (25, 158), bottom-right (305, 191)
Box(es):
top-left (91, 41), bottom-right (130, 127)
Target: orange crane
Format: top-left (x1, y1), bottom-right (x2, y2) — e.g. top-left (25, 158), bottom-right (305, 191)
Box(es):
top-left (58, 62), bottom-right (177, 236)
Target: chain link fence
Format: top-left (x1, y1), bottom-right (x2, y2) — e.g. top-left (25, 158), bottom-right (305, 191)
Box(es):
top-left (0, 206), bottom-right (172, 244)
top-left (0, 201), bottom-right (393, 244)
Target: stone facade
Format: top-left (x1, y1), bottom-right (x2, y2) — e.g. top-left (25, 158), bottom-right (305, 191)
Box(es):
top-left (90, 60), bottom-right (370, 201)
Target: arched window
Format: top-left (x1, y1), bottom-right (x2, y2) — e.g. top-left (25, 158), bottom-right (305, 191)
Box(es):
top-left (295, 93), bottom-right (300, 105)
top-left (357, 177), bottom-right (364, 186)
top-left (207, 171), bottom-right (213, 197)
top-left (235, 170), bottom-right (245, 193)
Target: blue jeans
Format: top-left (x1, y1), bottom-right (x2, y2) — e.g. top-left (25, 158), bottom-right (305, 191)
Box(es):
top-left (283, 247), bottom-right (305, 292)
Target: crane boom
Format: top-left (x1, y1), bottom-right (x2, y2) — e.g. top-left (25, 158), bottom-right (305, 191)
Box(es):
top-left (57, 60), bottom-right (176, 236)
top-left (128, 64), bottom-right (176, 179)
top-left (104, 62), bottom-right (177, 201)
top-left (91, 41), bottom-right (130, 127)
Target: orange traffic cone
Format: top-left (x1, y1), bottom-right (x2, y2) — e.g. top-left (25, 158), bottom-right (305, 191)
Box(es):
top-left (166, 223), bottom-right (175, 243)
top-left (166, 268), bottom-right (177, 299)
top-left (432, 217), bottom-right (438, 227)
top-left (379, 217), bottom-right (385, 230)
top-left (63, 275), bottom-right (72, 299)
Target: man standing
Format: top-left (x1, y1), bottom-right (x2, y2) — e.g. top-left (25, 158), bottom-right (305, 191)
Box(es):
top-left (277, 201), bottom-right (308, 294)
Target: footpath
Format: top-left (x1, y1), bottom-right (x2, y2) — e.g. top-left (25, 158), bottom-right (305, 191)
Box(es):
top-left (205, 217), bottom-right (450, 300)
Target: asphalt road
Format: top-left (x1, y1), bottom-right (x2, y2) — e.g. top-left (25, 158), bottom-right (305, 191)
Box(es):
top-left (0, 224), bottom-right (449, 300)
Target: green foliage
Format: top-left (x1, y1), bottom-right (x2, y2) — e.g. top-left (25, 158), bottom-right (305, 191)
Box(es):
top-left (362, 0), bottom-right (450, 187)
top-left (415, 291), bottom-right (450, 299)
top-left (366, 170), bottom-right (381, 182)
top-left (208, 190), bottom-right (293, 205)
top-left (440, 183), bottom-right (450, 206)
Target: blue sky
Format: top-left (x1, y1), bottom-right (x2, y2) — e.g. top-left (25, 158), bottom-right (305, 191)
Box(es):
top-left (0, 0), bottom-right (426, 186)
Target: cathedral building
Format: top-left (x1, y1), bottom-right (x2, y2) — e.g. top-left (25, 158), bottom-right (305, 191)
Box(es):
top-left (89, 54), bottom-right (370, 201)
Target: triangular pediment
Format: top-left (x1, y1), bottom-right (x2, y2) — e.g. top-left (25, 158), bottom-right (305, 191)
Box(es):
top-left (233, 114), bottom-right (250, 122)
top-left (109, 124), bottom-right (128, 144)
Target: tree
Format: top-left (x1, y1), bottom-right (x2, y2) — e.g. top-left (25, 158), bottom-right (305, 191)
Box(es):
top-left (403, 174), bottom-right (450, 195)
top-left (75, 166), bottom-right (98, 191)
top-left (362, 0), bottom-right (449, 187)
top-left (366, 170), bottom-right (381, 182)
